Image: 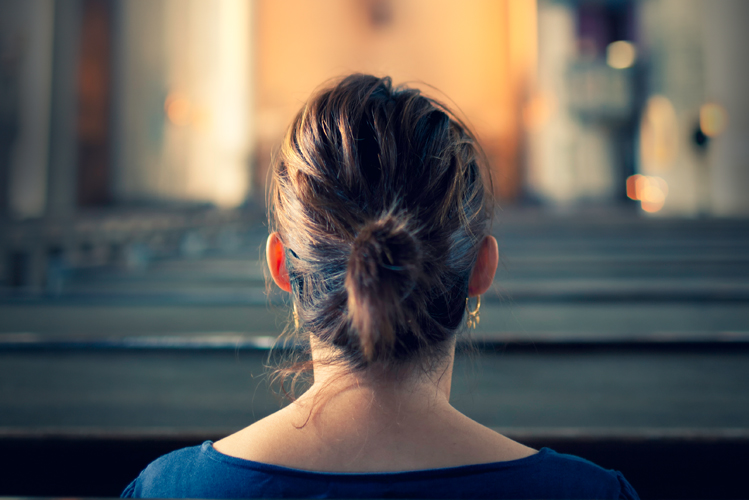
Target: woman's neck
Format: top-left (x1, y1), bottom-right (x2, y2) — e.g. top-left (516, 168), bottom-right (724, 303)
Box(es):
top-left (297, 368), bottom-right (453, 430)
top-left (301, 337), bottom-right (456, 423)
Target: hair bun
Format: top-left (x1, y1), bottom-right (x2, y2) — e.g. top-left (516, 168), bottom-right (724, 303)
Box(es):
top-left (345, 214), bottom-right (423, 362)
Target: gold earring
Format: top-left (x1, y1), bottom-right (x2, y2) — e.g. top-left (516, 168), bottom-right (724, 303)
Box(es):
top-left (466, 296), bottom-right (481, 329)
top-left (293, 303), bottom-right (300, 330)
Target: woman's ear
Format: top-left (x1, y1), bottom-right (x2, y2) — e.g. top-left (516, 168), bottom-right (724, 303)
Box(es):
top-left (468, 236), bottom-right (498, 297)
top-left (266, 232), bottom-right (292, 292)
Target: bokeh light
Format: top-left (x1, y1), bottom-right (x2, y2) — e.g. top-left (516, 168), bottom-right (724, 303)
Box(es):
top-left (606, 40), bottom-right (637, 69)
top-left (699, 102), bottom-right (728, 137)
top-left (164, 91), bottom-right (192, 127)
top-left (627, 174), bottom-right (669, 213)
top-left (639, 95), bottom-right (679, 171)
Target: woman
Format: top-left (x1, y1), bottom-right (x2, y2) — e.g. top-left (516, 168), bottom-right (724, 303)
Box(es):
top-left (123, 74), bottom-right (638, 499)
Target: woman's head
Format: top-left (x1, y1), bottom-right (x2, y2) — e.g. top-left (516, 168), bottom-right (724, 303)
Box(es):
top-left (268, 74), bottom-right (495, 376)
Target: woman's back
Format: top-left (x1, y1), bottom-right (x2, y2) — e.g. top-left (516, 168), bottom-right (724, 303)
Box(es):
top-left (124, 443), bottom-right (637, 499)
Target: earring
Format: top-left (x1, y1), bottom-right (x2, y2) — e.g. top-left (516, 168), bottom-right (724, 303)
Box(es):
top-left (293, 303), bottom-right (300, 330)
top-left (466, 296), bottom-right (481, 329)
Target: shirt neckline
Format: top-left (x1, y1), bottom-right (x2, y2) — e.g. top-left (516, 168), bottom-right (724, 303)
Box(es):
top-left (202, 441), bottom-right (552, 479)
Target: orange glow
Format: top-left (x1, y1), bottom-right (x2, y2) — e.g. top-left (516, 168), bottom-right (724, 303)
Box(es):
top-left (626, 174), bottom-right (642, 199)
top-left (640, 95), bottom-right (679, 171)
top-left (255, 0), bottom-right (537, 201)
top-left (165, 92), bottom-right (191, 126)
top-left (700, 102), bottom-right (728, 137)
top-left (523, 92), bottom-right (556, 131)
top-left (626, 174), bottom-right (668, 213)
top-left (190, 106), bottom-right (212, 132)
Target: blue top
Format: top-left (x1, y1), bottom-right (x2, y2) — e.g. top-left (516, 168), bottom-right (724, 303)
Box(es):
top-left (122, 441), bottom-right (639, 499)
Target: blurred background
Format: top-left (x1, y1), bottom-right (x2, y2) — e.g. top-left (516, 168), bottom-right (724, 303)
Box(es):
top-left (0, 0), bottom-right (748, 498)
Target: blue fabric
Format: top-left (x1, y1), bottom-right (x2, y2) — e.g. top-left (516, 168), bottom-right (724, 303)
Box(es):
top-left (122, 441), bottom-right (639, 499)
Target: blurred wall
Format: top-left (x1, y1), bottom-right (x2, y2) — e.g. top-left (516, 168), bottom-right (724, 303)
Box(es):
top-left (254, 0), bottom-right (537, 202)
top-left (637, 0), bottom-right (749, 216)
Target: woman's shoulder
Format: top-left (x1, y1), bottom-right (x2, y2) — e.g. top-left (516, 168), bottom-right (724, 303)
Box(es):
top-left (122, 441), bottom-right (257, 498)
top-left (442, 447), bottom-right (637, 499)
top-left (122, 443), bottom-right (200, 498)
top-left (523, 448), bottom-right (639, 500)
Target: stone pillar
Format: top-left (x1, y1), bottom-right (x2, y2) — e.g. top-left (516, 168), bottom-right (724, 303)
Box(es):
top-left (0, 0), bottom-right (55, 219)
top-left (702, 0), bottom-right (749, 216)
top-left (0, 45), bottom-right (18, 219)
top-left (111, 0), bottom-right (254, 208)
top-left (638, 0), bottom-right (712, 216)
top-left (0, 0), bottom-right (55, 288)
top-left (46, 0), bottom-right (82, 219)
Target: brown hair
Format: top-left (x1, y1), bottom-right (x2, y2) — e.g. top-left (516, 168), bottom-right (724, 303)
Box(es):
top-left (268, 74), bottom-right (493, 392)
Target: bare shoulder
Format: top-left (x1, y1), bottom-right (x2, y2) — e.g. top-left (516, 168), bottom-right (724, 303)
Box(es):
top-left (213, 407), bottom-right (306, 464)
top-left (444, 411), bottom-right (537, 464)
top-left (480, 426), bottom-right (538, 460)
